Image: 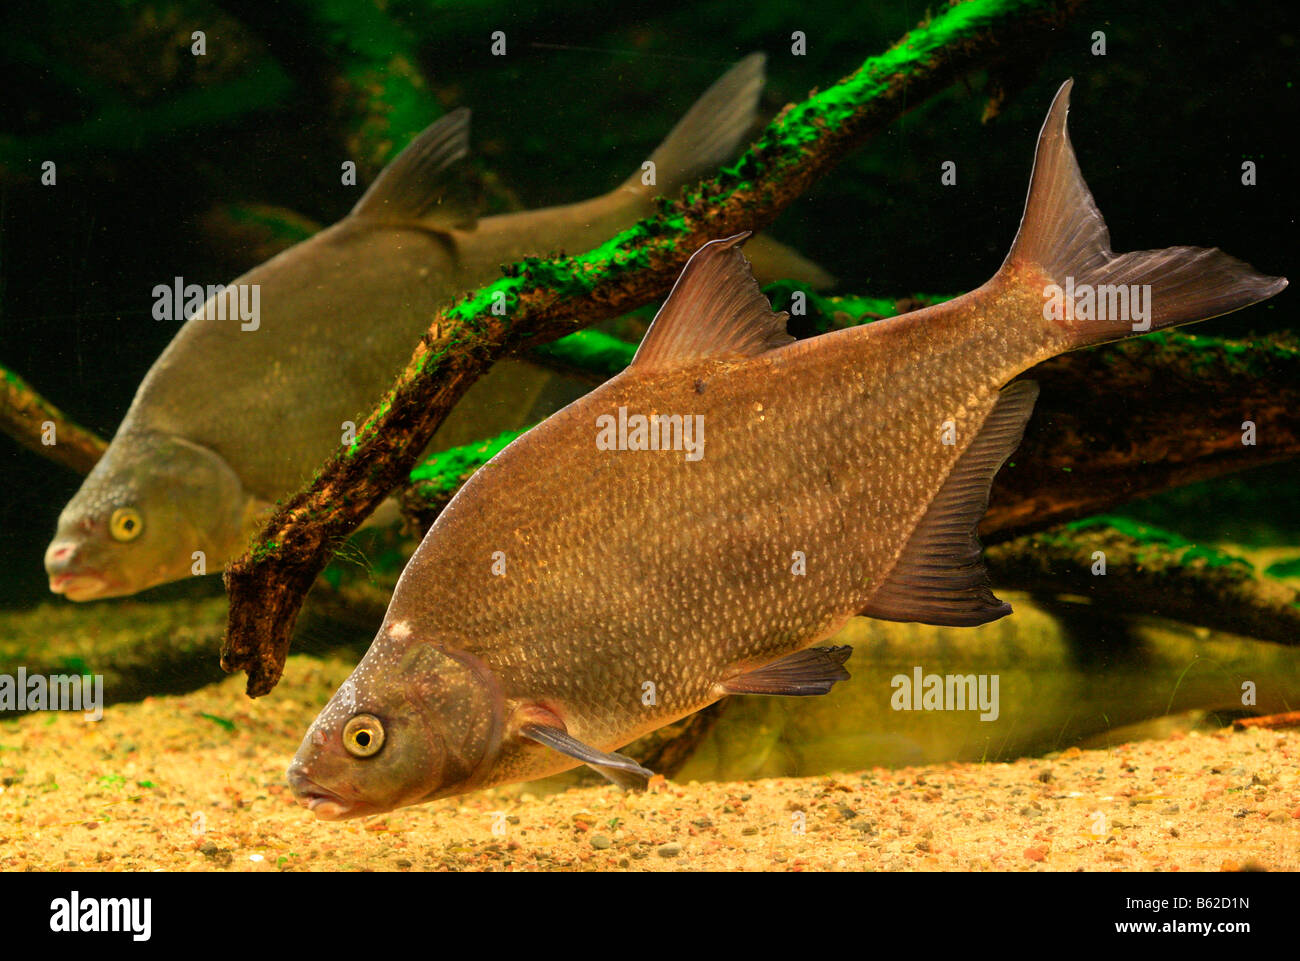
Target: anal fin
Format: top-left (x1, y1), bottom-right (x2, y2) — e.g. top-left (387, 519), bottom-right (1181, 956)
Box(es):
top-left (861, 380), bottom-right (1039, 627)
top-left (722, 646), bottom-right (852, 696)
top-left (519, 722), bottom-right (652, 791)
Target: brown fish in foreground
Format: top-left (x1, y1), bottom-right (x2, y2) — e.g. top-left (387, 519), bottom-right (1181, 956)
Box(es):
top-left (288, 80), bottom-right (1286, 819)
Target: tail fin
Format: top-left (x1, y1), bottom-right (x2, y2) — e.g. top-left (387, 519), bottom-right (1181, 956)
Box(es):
top-left (624, 53), bottom-right (766, 198)
top-left (1004, 79), bottom-right (1286, 348)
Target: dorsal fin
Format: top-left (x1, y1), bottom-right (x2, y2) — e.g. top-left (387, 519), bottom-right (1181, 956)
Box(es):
top-left (351, 109), bottom-right (477, 227)
top-left (861, 380), bottom-right (1039, 627)
top-left (630, 233), bottom-right (794, 371)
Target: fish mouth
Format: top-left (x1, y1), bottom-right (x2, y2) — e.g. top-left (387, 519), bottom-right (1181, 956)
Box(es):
top-left (48, 570), bottom-right (116, 601)
top-left (287, 769), bottom-right (361, 821)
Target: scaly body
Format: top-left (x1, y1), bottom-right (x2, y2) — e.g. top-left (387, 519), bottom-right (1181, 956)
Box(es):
top-left (288, 80), bottom-right (1285, 819)
top-left (45, 55), bottom-right (829, 600)
top-left (399, 276), bottom-right (1051, 787)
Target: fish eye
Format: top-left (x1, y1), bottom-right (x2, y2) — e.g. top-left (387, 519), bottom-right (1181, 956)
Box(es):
top-left (343, 714), bottom-right (385, 758)
top-left (109, 507), bottom-right (144, 542)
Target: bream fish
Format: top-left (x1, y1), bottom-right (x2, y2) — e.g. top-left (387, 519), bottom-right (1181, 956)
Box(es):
top-left (288, 81), bottom-right (1285, 818)
top-left (45, 54), bottom-right (828, 600)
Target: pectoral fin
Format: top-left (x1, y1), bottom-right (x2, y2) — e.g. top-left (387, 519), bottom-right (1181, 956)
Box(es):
top-left (519, 722), bottom-right (653, 790)
top-left (721, 645), bottom-right (852, 696)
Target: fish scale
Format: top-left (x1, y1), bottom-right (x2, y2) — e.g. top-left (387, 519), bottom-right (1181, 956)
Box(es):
top-left (394, 335), bottom-right (1000, 763)
top-left (287, 80), bottom-right (1286, 819)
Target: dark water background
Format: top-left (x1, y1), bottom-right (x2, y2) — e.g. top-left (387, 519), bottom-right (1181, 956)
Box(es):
top-left (0, 0), bottom-right (1295, 605)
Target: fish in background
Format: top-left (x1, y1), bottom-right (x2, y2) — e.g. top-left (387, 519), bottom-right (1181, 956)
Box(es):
top-left (287, 80), bottom-right (1286, 819)
top-left (44, 53), bottom-right (829, 601)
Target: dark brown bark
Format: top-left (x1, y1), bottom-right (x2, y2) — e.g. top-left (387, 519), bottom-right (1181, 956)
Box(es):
top-left (983, 332), bottom-right (1299, 542)
top-left (985, 520), bottom-right (1300, 646)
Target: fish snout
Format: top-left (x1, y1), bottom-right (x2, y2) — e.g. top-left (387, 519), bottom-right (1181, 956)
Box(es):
top-left (44, 539), bottom-right (79, 574)
top-left (287, 762), bottom-right (355, 820)
top-left (45, 540), bottom-right (111, 600)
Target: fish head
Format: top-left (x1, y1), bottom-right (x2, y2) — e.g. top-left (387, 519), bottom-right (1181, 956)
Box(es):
top-left (45, 431), bottom-right (248, 601)
top-left (288, 630), bottom-right (503, 820)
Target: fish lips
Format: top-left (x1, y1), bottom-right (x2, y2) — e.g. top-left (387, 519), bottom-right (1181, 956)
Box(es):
top-left (46, 539), bottom-right (122, 601)
top-left (287, 766), bottom-right (376, 821)
top-left (48, 569), bottom-right (117, 601)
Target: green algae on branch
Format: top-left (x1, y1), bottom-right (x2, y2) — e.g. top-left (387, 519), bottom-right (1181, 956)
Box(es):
top-left (401, 426), bottom-right (532, 528)
top-left (529, 330), bottom-right (638, 380)
top-left (0, 363), bottom-right (107, 474)
top-left (1065, 516), bottom-right (1253, 571)
top-left (763, 283), bottom-right (953, 337)
top-left (222, 0), bottom-right (1087, 696)
top-left (985, 519), bottom-right (1300, 646)
top-left (1266, 557), bottom-right (1300, 579)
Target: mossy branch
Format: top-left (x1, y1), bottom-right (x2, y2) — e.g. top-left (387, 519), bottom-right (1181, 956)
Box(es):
top-left (221, 0), bottom-right (1084, 696)
top-left (985, 518), bottom-right (1300, 646)
top-left (403, 321), bottom-right (1300, 542)
top-left (983, 331), bottom-right (1300, 541)
top-left (0, 364), bottom-right (106, 474)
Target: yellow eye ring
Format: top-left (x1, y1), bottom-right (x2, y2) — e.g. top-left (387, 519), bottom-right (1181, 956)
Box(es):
top-left (109, 507), bottom-right (144, 542)
top-left (343, 714), bottom-right (385, 758)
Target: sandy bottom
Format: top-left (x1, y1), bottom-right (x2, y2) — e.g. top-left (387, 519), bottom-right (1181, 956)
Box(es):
top-left (0, 655), bottom-right (1295, 872)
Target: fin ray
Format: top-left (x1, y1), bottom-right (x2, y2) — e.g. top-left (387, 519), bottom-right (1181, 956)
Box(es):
top-left (351, 109), bottom-right (476, 226)
top-left (1004, 80), bottom-right (1285, 347)
top-left (861, 381), bottom-right (1038, 627)
top-left (630, 233), bottom-right (793, 371)
top-left (722, 646), bottom-right (852, 696)
top-left (519, 721), bottom-right (652, 790)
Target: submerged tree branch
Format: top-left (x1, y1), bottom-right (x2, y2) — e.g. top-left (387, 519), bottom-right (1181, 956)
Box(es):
top-left (222, 0), bottom-right (1084, 695)
top-left (0, 364), bottom-right (107, 474)
top-left (983, 331), bottom-right (1300, 541)
top-left (985, 517), bottom-right (1300, 646)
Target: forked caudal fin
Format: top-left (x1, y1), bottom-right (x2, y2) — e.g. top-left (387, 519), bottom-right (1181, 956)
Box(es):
top-left (859, 82), bottom-right (1286, 630)
top-left (1001, 79), bottom-right (1286, 349)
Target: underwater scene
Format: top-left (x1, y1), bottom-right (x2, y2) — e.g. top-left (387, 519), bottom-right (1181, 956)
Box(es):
top-left (0, 0), bottom-right (1296, 894)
